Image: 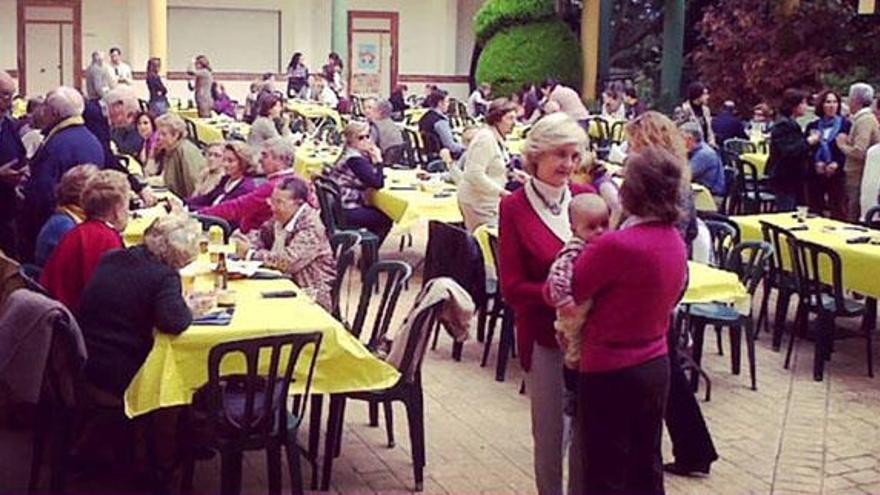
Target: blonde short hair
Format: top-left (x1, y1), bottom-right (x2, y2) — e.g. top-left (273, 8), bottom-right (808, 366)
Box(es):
top-left (522, 113), bottom-right (588, 176)
top-left (342, 121), bottom-right (370, 147)
top-left (624, 111), bottom-right (691, 183)
top-left (155, 113), bottom-right (187, 140)
top-left (143, 214), bottom-right (201, 269)
top-left (56, 164), bottom-right (99, 206)
top-left (81, 169), bottom-right (131, 219)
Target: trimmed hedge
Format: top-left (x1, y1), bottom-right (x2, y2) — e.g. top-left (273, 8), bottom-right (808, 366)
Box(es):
top-left (473, 0), bottom-right (556, 45)
top-left (475, 20), bottom-right (583, 97)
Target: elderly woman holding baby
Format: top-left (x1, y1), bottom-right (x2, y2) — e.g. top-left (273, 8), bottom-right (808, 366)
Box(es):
top-left (498, 112), bottom-right (594, 495)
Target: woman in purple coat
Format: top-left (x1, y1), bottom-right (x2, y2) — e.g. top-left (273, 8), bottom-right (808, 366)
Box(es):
top-left (187, 141), bottom-right (256, 209)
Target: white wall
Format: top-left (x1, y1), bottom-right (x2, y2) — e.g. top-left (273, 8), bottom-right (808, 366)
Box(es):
top-left (0, 0), bottom-right (18, 78)
top-left (82, 0), bottom-right (129, 62)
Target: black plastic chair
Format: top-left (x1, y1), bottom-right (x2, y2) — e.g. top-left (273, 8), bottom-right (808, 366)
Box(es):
top-left (424, 221), bottom-right (486, 361)
top-left (609, 120), bottom-right (625, 145)
top-left (313, 175), bottom-right (379, 277)
top-left (321, 299), bottom-right (443, 492)
top-left (184, 119), bottom-right (206, 149)
top-left (193, 214), bottom-right (233, 243)
top-left (734, 156), bottom-right (775, 214)
top-left (686, 241), bottom-right (772, 391)
top-left (722, 138), bottom-right (757, 168)
top-left (719, 166), bottom-right (741, 215)
top-left (382, 143), bottom-right (408, 168)
top-left (863, 205), bottom-right (880, 229)
top-left (402, 129), bottom-right (425, 165)
top-left (329, 231), bottom-right (361, 322)
top-left (760, 221), bottom-right (800, 348)
top-left (785, 237), bottom-right (870, 381)
top-left (480, 234), bottom-right (516, 382)
top-left (305, 261), bottom-right (412, 485)
top-left (703, 219), bottom-right (741, 268)
top-left (418, 131), bottom-right (443, 163)
top-left (183, 332), bottom-right (322, 495)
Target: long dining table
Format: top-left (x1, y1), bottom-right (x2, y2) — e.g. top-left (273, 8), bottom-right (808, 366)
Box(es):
top-left (123, 260), bottom-right (400, 418)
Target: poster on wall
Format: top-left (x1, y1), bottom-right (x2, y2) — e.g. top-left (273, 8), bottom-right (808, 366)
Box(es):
top-left (357, 43), bottom-right (379, 72)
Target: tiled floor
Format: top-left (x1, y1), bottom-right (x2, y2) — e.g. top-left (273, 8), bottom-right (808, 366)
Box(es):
top-left (3, 224), bottom-right (880, 494)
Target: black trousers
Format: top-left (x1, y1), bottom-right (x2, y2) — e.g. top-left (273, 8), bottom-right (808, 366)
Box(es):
top-left (665, 339), bottom-right (719, 467)
top-left (577, 355), bottom-right (670, 495)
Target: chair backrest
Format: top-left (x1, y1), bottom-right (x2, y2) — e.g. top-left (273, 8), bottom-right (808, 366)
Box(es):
top-left (203, 332), bottom-right (322, 444)
top-left (703, 219), bottom-right (739, 268)
top-left (724, 241), bottom-right (773, 295)
top-left (402, 128), bottom-right (425, 165)
top-left (313, 176), bottom-right (344, 235)
top-left (351, 261), bottom-right (412, 348)
top-left (394, 300), bottom-right (443, 384)
top-left (609, 120), bottom-right (625, 145)
top-left (787, 237), bottom-right (846, 313)
top-left (184, 119), bottom-right (205, 148)
top-left (720, 166), bottom-right (741, 215)
top-left (329, 231), bottom-right (361, 321)
top-left (722, 138), bottom-right (757, 160)
top-left (419, 131), bottom-right (442, 162)
top-left (863, 205), bottom-right (880, 229)
top-left (193, 214), bottom-right (232, 243)
top-left (424, 221), bottom-right (487, 306)
top-left (760, 220), bottom-right (797, 275)
top-left (382, 144), bottom-right (408, 167)
top-left (733, 156), bottom-right (767, 213)
top-left (487, 233), bottom-right (501, 282)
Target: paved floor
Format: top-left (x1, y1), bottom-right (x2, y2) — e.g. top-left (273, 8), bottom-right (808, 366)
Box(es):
top-left (2, 225), bottom-right (880, 494)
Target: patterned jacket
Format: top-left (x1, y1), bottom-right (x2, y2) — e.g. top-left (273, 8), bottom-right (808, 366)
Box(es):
top-left (247, 204), bottom-right (336, 310)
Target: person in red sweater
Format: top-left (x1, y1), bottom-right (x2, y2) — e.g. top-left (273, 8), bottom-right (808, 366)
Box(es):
top-left (498, 113), bottom-right (594, 495)
top-left (566, 146), bottom-right (688, 494)
top-left (200, 137), bottom-right (300, 233)
top-left (40, 169), bottom-right (130, 312)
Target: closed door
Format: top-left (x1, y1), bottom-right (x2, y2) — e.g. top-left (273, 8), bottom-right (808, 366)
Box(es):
top-left (18, 1), bottom-right (81, 96)
top-left (25, 23), bottom-right (62, 96)
top-left (348, 12), bottom-right (398, 98)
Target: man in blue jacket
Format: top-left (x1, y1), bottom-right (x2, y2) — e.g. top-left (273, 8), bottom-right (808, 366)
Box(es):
top-left (20, 86), bottom-right (104, 262)
top-left (0, 71), bottom-right (25, 257)
top-left (682, 121), bottom-right (726, 197)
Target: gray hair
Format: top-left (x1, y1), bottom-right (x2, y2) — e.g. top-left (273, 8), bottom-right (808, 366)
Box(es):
top-left (679, 121), bottom-right (704, 143)
top-left (155, 113), bottom-right (187, 139)
top-left (849, 83), bottom-right (875, 109)
top-left (522, 113), bottom-right (588, 176)
top-left (144, 214), bottom-right (201, 269)
top-left (104, 85), bottom-right (139, 114)
top-left (261, 137), bottom-right (297, 165)
top-left (45, 86), bottom-right (85, 119)
top-left (374, 99), bottom-right (393, 119)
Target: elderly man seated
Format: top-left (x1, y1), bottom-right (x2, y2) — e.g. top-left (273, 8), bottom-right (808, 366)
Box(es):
top-left (681, 121), bottom-right (725, 196)
top-left (21, 86), bottom-right (105, 261)
top-left (106, 86), bottom-right (143, 156)
top-left (201, 137), bottom-right (300, 233)
top-left (365, 98), bottom-right (404, 160)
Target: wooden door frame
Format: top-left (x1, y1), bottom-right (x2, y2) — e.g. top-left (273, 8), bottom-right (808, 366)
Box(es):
top-left (347, 10), bottom-right (399, 95)
top-left (17, 0), bottom-right (82, 95)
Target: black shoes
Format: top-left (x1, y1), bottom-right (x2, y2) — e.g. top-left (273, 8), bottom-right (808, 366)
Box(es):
top-left (663, 461), bottom-right (712, 477)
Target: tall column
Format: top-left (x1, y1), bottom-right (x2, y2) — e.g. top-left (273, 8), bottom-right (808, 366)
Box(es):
top-left (581, 0), bottom-right (600, 100)
top-left (581, 0), bottom-right (612, 100)
top-left (330, 0), bottom-right (349, 67)
top-left (149, 0), bottom-right (167, 75)
top-left (659, 0), bottom-right (685, 112)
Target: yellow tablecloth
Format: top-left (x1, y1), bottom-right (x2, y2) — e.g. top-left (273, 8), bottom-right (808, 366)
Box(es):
top-left (740, 152), bottom-right (769, 176)
top-left (124, 205), bottom-right (167, 246)
top-left (171, 107), bottom-right (201, 119)
top-left (294, 143), bottom-right (342, 178)
top-left (733, 212), bottom-right (880, 298)
top-left (684, 262), bottom-right (750, 311)
top-left (124, 276), bottom-right (400, 418)
top-left (403, 108), bottom-right (428, 127)
top-left (507, 137), bottom-right (525, 156)
top-left (287, 100), bottom-right (342, 128)
top-left (370, 169), bottom-right (463, 228)
top-left (187, 117), bottom-right (251, 145)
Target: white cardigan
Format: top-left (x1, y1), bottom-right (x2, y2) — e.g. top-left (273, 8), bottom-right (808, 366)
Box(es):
top-left (457, 127), bottom-right (508, 211)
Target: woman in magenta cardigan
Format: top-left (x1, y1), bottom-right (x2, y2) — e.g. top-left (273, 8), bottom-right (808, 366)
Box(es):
top-left (498, 112), bottom-right (594, 495)
top-left (566, 146), bottom-right (688, 494)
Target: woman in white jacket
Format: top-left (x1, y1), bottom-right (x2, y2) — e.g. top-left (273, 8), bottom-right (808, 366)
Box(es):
top-left (457, 98), bottom-right (519, 231)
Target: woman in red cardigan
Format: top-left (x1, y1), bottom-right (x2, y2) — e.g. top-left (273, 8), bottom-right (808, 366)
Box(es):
top-left (567, 146), bottom-right (688, 494)
top-left (40, 169), bottom-right (131, 312)
top-left (498, 112), bottom-right (594, 495)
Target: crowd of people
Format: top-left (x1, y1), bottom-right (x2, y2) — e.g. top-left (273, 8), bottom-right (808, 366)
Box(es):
top-left (3, 38), bottom-right (880, 495)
